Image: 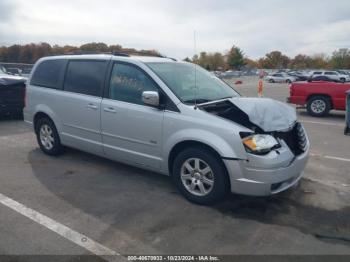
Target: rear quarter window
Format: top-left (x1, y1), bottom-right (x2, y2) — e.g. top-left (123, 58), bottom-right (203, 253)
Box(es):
top-left (30, 59), bottom-right (67, 89)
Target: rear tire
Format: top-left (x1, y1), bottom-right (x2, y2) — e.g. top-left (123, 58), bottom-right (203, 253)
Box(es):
top-left (307, 96), bottom-right (331, 117)
top-left (172, 147), bottom-right (229, 205)
top-left (269, 79), bottom-right (275, 83)
top-left (35, 118), bottom-right (64, 156)
top-left (286, 79), bottom-right (292, 84)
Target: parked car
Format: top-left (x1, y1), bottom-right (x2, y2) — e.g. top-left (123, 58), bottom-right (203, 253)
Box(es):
top-left (20, 68), bottom-right (33, 79)
top-left (265, 73), bottom-right (296, 83)
top-left (309, 75), bottom-right (342, 83)
top-left (24, 54), bottom-right (309, 204)
top-left (221, 70), bottom-right (242, 78)
top-left (311, 70), bottom-right (350, 83)
top-left (287, 72), bottom-right (309, 81)
top-left (288, 80), bottom-right (350, 116)
top-left (336, 70), bottom-right (350, 76)
top-left (0, 76), bottom-right (26, 118)
top-left (6, 68), bottom-right (22, 76)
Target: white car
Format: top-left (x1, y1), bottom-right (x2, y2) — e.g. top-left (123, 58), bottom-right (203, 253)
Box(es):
top-left (265, 73), bottom-right (296, 84)
top-left (311, 71), bottom-right (349, 83)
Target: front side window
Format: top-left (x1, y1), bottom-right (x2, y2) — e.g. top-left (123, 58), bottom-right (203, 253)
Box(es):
top-left (325, 72), bottom-right (336, 75)
top-left (109, 63), bottom-right (158, 105)
top-left (64, 60), bottom-right (107, 96)
top-left (31, 59), bottom-right (66, 89)
top-left (313, 76), bottom-right (327, 81)
top-left (146, 62), bottom-right (239, 104)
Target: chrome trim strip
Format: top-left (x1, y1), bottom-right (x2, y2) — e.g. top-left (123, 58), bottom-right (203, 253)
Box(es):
top-left (63, 124), bottom-right (100, 135)
top-left (102, 132), bottom-right (157, 147)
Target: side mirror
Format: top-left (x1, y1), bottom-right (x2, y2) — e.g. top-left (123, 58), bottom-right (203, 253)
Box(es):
top-left (142, 91), bottom-right (159, 107)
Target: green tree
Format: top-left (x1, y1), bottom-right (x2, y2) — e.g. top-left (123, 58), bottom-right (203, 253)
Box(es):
top-left (209, 52), bottom-right (225, 70)
top-left (309, 53), bottom-right (329, 69)
top-left (227, 45), bottom-right (245, 70)
top-left (244, 58), bottom-right (259, 69)
top-left (330, 48), bottom-right (350, 69)
top-left (289, 54), bottom-right (312, 69)
top-left (258, 51), bottom-right (290, 69)
top-left (80, 42), bottom-right (109, 52)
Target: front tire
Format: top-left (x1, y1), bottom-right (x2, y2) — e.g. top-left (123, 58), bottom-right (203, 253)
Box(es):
top-left (172, 147), bottom-right (229, 205)
top-left (307, 96), bottom-right (331, 117)
top-left (35, 118), bottom-right (64, 156)
top-left (269, 79), bottom-right (275, 83)
top-left (340, 78), bottom-right (346, 83)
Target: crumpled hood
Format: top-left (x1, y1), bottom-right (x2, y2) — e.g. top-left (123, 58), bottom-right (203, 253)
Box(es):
top-left (229, 97), bottom-right (297, 132)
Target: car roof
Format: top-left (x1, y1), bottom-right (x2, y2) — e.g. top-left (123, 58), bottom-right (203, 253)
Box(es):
top-left (38, 54), bottom-right (176, 63)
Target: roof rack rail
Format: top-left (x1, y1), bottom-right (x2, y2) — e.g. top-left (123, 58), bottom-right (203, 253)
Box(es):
top-left (112, 52), bottom-right (130, 57)
top-left (157, 54), bottom-right (177, 61)
top-left (66, 51), bottom-right (113, 55)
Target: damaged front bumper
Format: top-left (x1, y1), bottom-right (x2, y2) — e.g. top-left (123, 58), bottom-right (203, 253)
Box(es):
top-left (223, 139), bottom-right (310, 196)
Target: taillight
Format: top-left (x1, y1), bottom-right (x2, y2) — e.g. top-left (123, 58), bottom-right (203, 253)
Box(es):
top-left (290, 84), bottom-right (294, 97)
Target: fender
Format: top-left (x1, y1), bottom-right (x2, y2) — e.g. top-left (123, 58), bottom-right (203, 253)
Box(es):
top-left (162, 128), bottom-right (247, 174)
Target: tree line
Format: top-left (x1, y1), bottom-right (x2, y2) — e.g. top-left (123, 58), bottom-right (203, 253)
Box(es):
top-left (185, 47), bottom-right (350, 71)
top-left (1, 42), bottom-right (349, 70)
top-left (0, 42), bottom-right (161, 64)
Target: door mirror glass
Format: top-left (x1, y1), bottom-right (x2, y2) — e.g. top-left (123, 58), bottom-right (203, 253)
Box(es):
top-left (142, 91), bottom-right (159, 107)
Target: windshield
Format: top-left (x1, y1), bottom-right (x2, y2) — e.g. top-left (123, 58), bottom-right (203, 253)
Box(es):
top-left (146, 62), bottom-right (240, 104)
top-left (0, 66), bottom-right (7, 74)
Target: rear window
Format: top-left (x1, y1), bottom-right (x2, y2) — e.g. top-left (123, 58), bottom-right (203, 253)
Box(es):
top-left (64, 60), bottom-right (107, 97)
top-left (30, 59), bottom-right (67, 89)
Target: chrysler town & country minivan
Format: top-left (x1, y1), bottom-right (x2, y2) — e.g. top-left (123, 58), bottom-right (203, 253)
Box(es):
top-left (24, 54), bottom-right (309, 204)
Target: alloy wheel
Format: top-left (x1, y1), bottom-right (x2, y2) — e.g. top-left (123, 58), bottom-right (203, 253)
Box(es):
top-left (311, 100), bottom-right (326, 114)
top-left (39, 124), bottom-right (54, 150)
top-left (180, 158), bottom-right (214, 196)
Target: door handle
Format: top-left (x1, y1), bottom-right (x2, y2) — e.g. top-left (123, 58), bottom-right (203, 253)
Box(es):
top-left (87, 104), bottom-right (98, 110)
top-left (104, 107), bottom-right (117, 113)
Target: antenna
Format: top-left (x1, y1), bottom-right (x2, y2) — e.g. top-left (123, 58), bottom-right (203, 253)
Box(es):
top-left (193, 30), bottom-right (198, 109)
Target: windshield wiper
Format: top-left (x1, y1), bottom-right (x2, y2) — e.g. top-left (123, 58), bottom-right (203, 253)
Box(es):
top-left (218, 96), bottom-right (234, 100)
top-left (183, 99), bottom-right (212, 104)
top-left (184, 96), bottom-right (234, 105)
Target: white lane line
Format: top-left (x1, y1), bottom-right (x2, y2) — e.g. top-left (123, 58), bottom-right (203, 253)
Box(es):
top-left (310, 153), bottom-right (350, 163)
top-left (324, 156), bottom-right (350, 163)
top-left (301, 120), bottom-right (344, 127)
top-left (0, 193), bottom-right (124, 262)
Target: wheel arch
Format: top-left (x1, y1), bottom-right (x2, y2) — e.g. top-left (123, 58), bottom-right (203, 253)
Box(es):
top-left (34, 112), bottom-right (51, 130)
top-left (33, 107), bottom-right (61, 133)
top-left (168, 140), bottom-right (227, 177)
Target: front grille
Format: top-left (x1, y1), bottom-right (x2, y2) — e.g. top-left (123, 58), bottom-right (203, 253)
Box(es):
top-left (274, 122), bottom-right (307, 156)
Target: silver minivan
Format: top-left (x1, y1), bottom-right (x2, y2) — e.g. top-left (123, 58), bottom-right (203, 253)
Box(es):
top-left (24, 54), bottom-right (309, 204)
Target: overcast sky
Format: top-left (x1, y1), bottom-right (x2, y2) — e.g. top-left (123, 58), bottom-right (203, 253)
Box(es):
top-left (0, 0), bottom-right (349, 59)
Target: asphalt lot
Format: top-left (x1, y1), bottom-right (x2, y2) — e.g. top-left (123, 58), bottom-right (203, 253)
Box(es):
top-left (0, 76), bottom-right (349, 261)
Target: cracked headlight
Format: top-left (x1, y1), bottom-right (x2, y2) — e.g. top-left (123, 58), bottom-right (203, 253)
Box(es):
top-left (242, 134), bottom-right (279, 154)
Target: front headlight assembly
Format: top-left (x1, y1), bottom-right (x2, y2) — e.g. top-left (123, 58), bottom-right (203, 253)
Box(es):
top-left (242, 134), bottom-right (280, 155)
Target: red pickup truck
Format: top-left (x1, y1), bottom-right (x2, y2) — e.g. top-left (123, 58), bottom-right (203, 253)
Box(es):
top-left (288, 81), bottom-right (350, 117)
